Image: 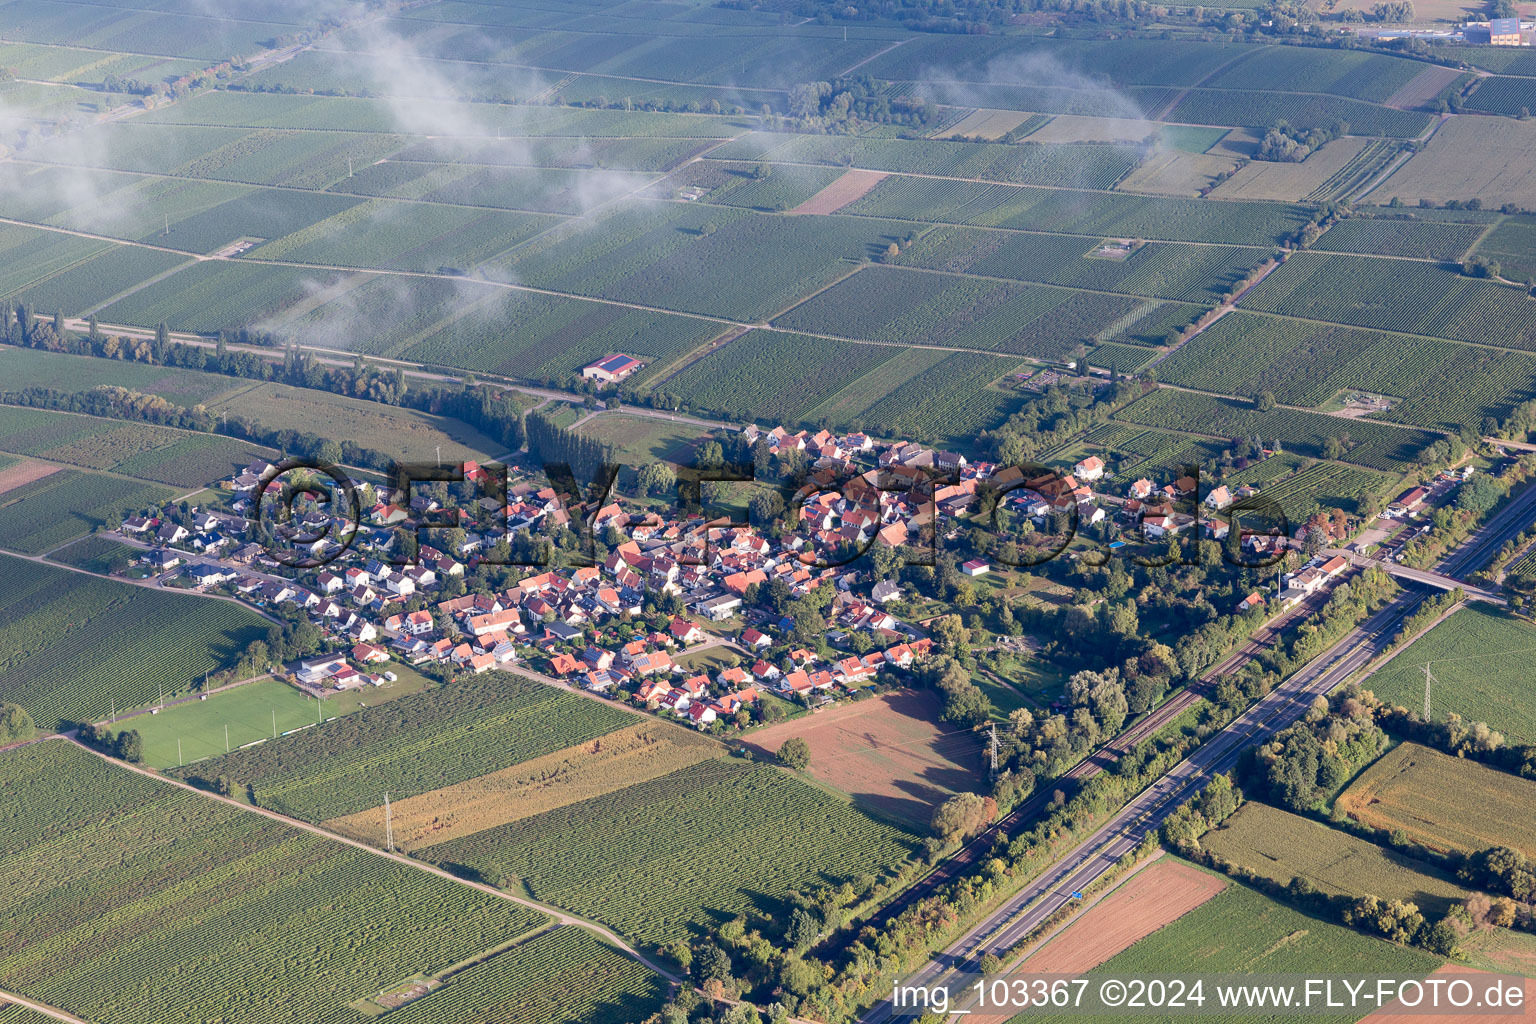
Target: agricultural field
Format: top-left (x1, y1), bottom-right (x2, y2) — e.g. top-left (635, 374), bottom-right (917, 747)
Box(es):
top-left (741, 689), bottom-right (985, 828)
top-left (1116, 388), bottom-right (1438, 472)
top-left (1200, 46), bottom-right (1428, 104)
top-left (207, 384), bottom-right (502, 463)
top-left (368, 927), bottom-right (668, 1024)
top-left (1239, 250), bottom-right (1536, 353)
top-left (0, 466), bottom-right (175, 554)
top-left (711, 134), bottom-right (1141, 190)
top-left (1464, 75), bottom-right (1536, 118)
top-left (1223, 456), bottom-right (1394, 521)
top-left (1114, 150), bottom-right (1236, 197)
top-left (776, 265), bottom-right (1147, 359)
top-left (1473, 214), bottom-right (1536, 284)
top-left (421, 756), bottom-right (918, 947)
top-left (91, 260), bottom-right (352, 335)
top-left (663, 328), bottom-right (1024, 443)
top-left (1313, 216), bottom-right (1491, 261)
top-left (1010, 874), bottom-right (1441, 1024)
top-left (0, 554), bottom-right (270, 730)
top-left (5, 245), bottom-right (194, 317)
top-left (1073, 422), bottom-right (1227, 482)
top-left (0, 405), bottom-right (272, 488)
top-left (1211, 138), bottom-right (1397, 203)
top-left (247, 201), bottom-right (562, 273)
top-left (1018, 860), bottom-right (1228, 975)
top-left (1088, 341), bottom-right (1158, 374)
top-left (268, 272), bottom-right (723, 383)
top-left (46, 535), bottom-right (141, 575)
top-left (1337, 742), bottom-right (1536, 860)
top-left (0, 224), bottom-right (116, 298)
top-left (492, 201), bottom-right (912, 323)
top-left (1201, 801), bottom-right (1470, 916)
top-left (837, 175), bottom-right (1311, 246)
top-left (1378, 116), bottom-right (1536, 209)
top-left (0, 740), bottom-right (555, 1024)
top-left (936, 108), bottom-right (1041, 140)
top-left (325, 721), bottom-right (723, 851)
top-left (167, 671), bottom-right (637, 822)
top-left (129, 678), bottom-right (335, 770)
top-left (894, 226), bottom-right (1265, 304)
top-left (1365, 604), bottom-right (1536, 742)
top-left (1166, 89), bottom-right (1431, 138)
top-left (1155, 311), bottom-right (1536, 431)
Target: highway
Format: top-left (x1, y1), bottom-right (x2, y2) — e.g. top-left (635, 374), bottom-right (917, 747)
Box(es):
top-left (862, 596), bottom-right (1419, 1023)
top-left (841, 588), bottom-right (1324, 945)
top-left (861, 475), bottom-right (1536, 1024)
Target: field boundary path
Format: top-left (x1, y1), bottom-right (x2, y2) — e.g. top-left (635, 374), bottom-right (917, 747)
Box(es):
top-left (63, 735), bottom-right (683, 985)
top-left (0, 990), bottom-right (92, 1024)
top-left (839, 39), bottom-right (909, 78)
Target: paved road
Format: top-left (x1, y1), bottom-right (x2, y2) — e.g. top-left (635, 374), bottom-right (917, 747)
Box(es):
top-left (1326, 547), bottom-right (1503, 603)
top-left (862, 475), bottom-right (1536, 1023)
top-left (841, 587), bottom-right (1324, 945)
top-left (864, 596), bottom-right (1421, 1023)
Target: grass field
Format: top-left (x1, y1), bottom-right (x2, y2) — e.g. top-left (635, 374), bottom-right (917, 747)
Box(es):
top-left (1365, 604), bottom-right (1536, 742)
top-left (0, 348), bottom-right (241, 405)
top-left (572, 412), bottom-right (703, 464)
top-left (207, 383), bottom-right (502, 463)
top-left (421, 756), bottom-right (918, 946)
top-left (167, 671), bottom-right (636, 822)
top-left (0, 740), bottom-right (556, 1024)
top-left (1338, 742), bottom-right (1536, 860)
top-left (1202, 801), bottom-right (1470, 916)
top-left (0, 554), bottom-right (270, 730)
top-left (127, 678), bottom-right (332, 769)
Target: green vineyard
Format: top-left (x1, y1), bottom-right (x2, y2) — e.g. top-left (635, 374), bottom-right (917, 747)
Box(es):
top-left (170, 670), bottom-right (635, 822)
top-left (379, 928), bottom-right (667, 1024)
top-left (0, 554), bottom-right (269, 729)
top-left (423, 757), bottom-right (917, 947)
top-left (0, 741), bottom-right (551, 1024)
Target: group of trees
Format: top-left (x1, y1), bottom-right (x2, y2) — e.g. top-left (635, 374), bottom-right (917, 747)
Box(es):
top-left (1242, 688), bottom-right (1386, 810)
top-left (1255, 120), bottom-right (1347, 163)
top-left (78, 723), bottom-right (143, 763)
top-left (0, 304), bottom-right (530, 468)
top-left (0, 702), bottom-right (32, 743)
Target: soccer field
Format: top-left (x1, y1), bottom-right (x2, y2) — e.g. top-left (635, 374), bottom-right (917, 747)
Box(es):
top-left (129, 679), bottom-right (329, 770)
